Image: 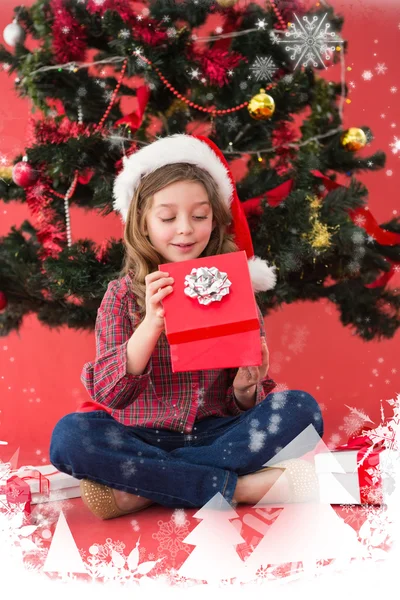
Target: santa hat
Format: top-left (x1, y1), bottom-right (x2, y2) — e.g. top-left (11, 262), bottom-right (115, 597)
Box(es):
top-left (113, 133), bottom-right (277, 292)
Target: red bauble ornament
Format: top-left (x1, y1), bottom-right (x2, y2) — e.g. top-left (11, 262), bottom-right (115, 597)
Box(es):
top-left (12, 160), bottom-right (39, 188)
top-left (0, 291), bottom-right (7, 311)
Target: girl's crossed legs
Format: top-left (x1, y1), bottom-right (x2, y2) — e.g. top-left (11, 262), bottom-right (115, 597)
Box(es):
top-left (49, 390), bottom-right (323, 511)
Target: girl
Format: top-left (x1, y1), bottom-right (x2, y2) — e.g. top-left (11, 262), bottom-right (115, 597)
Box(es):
top-left (50, 134), bottom-right (324, 520)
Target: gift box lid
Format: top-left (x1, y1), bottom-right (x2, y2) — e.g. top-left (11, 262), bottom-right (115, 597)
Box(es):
top-left (314, 448), bottom-right (391, 474)
top-left (12, 464), bottom-right (80, 493)
top-left (159, 251), bottom-right (259, 344)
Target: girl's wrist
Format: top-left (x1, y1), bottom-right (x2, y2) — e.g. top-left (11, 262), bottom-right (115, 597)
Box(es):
top-left (233, 383), bottom-right (257, 394)
top-left (233, 383), bottom-right (257, 410)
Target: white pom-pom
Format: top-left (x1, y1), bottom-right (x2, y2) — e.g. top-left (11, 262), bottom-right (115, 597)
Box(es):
top-left (3, 21), bottom-right (26, 47)
top-left (248, 256), bottom-right (277, 292)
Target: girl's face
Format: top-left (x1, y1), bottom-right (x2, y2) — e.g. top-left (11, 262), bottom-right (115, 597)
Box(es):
top-left (144, 180), bottom-right (216, 263)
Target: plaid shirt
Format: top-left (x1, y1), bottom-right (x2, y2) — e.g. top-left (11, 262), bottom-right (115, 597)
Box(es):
top-left (81, 274), bottom-right (277, 433)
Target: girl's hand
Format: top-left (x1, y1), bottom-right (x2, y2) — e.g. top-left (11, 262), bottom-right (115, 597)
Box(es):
top-left (232, 338), bottom-right (270, 392)
top-left (143, 270), bottom-right (174, 332)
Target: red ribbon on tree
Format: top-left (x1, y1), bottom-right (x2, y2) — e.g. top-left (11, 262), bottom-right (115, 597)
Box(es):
top-left (115, 85), bottom-right (150, 132)
top-left (241, 170), bottom-right (400, 288)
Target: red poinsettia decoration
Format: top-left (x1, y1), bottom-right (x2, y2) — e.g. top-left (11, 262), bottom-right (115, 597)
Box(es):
top-left (134, 17), bottom-right (169, 46)
top-left (51, 0), bottom-right (87, 63)
top-left (86, 0), bottom-right (134, 21)
top-left (199, 47), bottom-right (245, 87)
top-left (271, 121), bottom-right (298, 176)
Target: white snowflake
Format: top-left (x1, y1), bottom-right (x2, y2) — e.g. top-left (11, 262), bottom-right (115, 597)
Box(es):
top-left (120, 29), bottom-right (130, 39)
top-left (226, 115), bottom-right (241, 132)
top-left (341, 404), bottom-right (374, 437)
top-left (172, 508), bottom-right (187, 527)
top-left (270, 392), bottom-right (289, 410)
top-left (354, 214), bottom-right (367, 227)
top-left (269, 31), bottom-right (280, 45)
top-left (273, 12), bottom-right (343, 70)
top-left (107, 134), bottom-right (124, 149)
top-left (121, 459), bottom-right (137, 478)
top-left (375, 62), bottom-right (387, 75)
top-left (389, 136), bottom-right (400, 155)
top-left (249, 428), bottom-right (267, 453)
top-left (104, 426), bottom-right (125, 449)
top-left (282, 73), bottom-right (294, 83)
top-left (362, 70), bottom-right (374, 81)
top-left (347, 259), bottom-right (360, 274)
top-left (249, 56), bottom-right (278, 81)
top-left (390, 86), bottom-right (397, 93)
top-left (351, 230), bottom-right (365, 244)
top-left (288, 325), bottom-right (309, 354)
top-left (268, 413), bottom-right (281, 433)
top-left (189, 68), bottom-right (200, 79)
top-left (62, 26), bottom-right (70, 35)
top-left (167, 27), bottom-right (177, 38)
top-left (77, 86), bottom-right (87, 97)
top-left (256, 19), bottom-right (266, 30)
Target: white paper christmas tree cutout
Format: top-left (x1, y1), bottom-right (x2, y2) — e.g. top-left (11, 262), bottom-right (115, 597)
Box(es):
top-left (178, 492), bottom-right (246, 583)
top-left (42, 510), bottom-right (87, 577)
top-left (258, 423), bottom-right (359, 505)
top-left (242, 502), bottom-right (368, 580)
top-left (7, 448), bottom-right (20, 470)
top-left (240, 423), bottom-right (369, 580)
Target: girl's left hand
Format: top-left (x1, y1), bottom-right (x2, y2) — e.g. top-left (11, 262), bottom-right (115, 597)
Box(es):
top-left (232, 338), bottom-right (270, 392)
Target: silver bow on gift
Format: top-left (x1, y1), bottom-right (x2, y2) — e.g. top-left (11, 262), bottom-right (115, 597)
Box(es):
top-left (184, 266), bottom-right (232, 305)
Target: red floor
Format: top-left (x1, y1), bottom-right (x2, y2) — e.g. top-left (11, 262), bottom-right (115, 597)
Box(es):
top-left (6, 495), bottom-right (388, 586)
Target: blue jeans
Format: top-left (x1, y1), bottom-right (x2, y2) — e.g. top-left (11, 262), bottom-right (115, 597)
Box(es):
top-left (50, 390), bottom-right (323, 508)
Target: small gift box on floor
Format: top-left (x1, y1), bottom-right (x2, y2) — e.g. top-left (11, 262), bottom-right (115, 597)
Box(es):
top-left (314, 435), bottom-right (397, 506)
top-left (159, 251), bottom-right (263, 372)
top-left (1, 465), bottom-right (81, 513)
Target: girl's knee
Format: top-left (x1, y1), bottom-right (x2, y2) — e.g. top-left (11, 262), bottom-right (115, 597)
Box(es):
top-left (291, 391), bottom-right (324, 438)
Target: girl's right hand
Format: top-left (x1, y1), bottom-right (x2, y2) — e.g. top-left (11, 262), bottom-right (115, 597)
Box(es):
top-left (143, 270), bottom-right (174, 332)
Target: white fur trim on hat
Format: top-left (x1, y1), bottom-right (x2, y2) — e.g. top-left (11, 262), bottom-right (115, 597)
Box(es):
top-left (248, 256), bottom-right (277, 292)
top-left (113, 134), bottom-right (234, 222)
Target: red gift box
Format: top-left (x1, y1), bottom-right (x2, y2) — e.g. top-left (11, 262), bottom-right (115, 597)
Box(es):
top-left (159, 251), bottom-right (262, 372)
top-left (314, 434), bottom-right (394, 505)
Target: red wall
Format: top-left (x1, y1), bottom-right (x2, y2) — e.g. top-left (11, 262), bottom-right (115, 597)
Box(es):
top-left (0, 0), bottom-right (399, 467)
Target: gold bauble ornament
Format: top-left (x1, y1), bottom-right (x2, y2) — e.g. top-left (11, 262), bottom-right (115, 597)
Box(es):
top-left (216, 0), bottom-right (238, 6)
top-left (248, 88), bottom-right (275, 120)
top-left (0, 166), bottom-right (13, 180)
top-left (340, 127), bottom-right (367, 151)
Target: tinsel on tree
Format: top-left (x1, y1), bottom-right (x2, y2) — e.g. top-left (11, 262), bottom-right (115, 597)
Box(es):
top-left (0, 0), bottom-right (399, 340)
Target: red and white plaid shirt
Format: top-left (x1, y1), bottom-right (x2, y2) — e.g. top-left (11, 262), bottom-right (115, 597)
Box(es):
top-left (81, 273), bottom-right (277, 433)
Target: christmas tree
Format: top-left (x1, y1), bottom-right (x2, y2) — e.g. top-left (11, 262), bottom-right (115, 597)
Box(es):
top-left (0, 0), bottom-right (399, 340)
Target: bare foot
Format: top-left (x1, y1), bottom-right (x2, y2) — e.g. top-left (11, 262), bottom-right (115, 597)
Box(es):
top-left (112, 489), bottom-right (153, 512)
top-left (232, 468), bottom-right (290, 505)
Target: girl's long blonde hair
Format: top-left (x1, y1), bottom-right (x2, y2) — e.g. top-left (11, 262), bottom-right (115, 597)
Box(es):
top-left (119, 162), bottom-right (239, 324)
